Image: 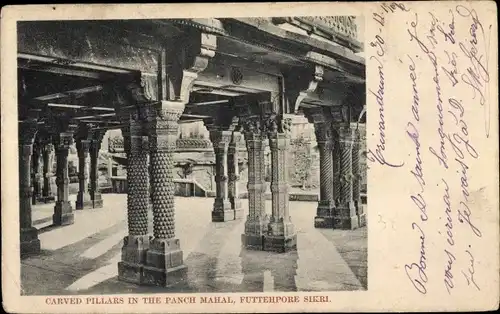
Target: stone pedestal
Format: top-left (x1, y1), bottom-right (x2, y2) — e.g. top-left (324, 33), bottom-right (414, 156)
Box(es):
top-left (118, 114), bottom-right (151, 284)
top-left (53, 132), bottom-right (74, 226)
top-left (313, 122), bottom-right (336, 228)
top-left (334, 125), bottom-right (358, 230)
top-left (143, 101), bottom-right (187, 287)
top-left (42, 144), bottom-right (55, 203)
top-left (76, 139), bottom-right (92, 210)
top-left (228, 131), bottom-right (243, 219)
top-left (241, 124), bottom-right (268, 251)
top-left (209, 129), bottom-right (233, 222)
top-left (19, 120), bottom-right (41, 256)
top-left (263, 116), bottom-right (297, 253)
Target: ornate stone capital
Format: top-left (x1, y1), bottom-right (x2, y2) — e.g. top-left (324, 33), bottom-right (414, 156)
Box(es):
top-left (209, 130), bottom-right (233, 151)
top-left (241, 115), bottom-right (264, 137)
top-left (264, 113), bottom-right (292, 137)
top-left (149, 101), bottom-right (185, 151)
top-left (53, 132), bottom-right (74, 150)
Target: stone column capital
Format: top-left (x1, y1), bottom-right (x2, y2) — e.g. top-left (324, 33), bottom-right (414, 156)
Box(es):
top-left (263, 113), bottom-right (292, 137)
top-left (148, 101), bottom-right (185, 151)
top-left (52, 132), bottom-right (74, 150)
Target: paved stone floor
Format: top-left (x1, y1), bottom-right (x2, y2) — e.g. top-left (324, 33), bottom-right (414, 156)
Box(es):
top-left (22, 194), bottom-right (367, 295)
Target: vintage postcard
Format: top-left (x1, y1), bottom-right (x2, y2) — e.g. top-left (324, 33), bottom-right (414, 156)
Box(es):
top-left (1, 1), bottom-right (498, 313)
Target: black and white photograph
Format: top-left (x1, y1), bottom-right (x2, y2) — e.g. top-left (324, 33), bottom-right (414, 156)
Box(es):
top-left (16, 16), bottom-right (366, 296)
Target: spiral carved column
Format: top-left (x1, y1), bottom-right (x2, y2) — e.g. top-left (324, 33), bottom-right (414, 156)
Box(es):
top-left (76, 138), bottom-right (92, 210)
top-left (333, 124), bottom-right (359, 230)
top-left (89, 131), bottom-right (105, 208)
top-left (241, 116), bottom-right (269, 250)
top-left (228, 131), bottom-right (243, 219)
top-left (42, 143), bottom-right (55, 203)
top-left (143, 101), bottom-right (187, 287)
top-left (263, 114), bottom-right (297, 253)
top-left (19, 120), bottom-right (41, 256)
top-left (209, 129), bottom-right (233, 221)
top-left (352, 124), bottom-right (366, 227)
top-left (332, 129), bottom-right (341, 206)
top-left (52, 131), bottom-right (74, 226)
top-left (313, 122), bottom-right (336, 228)
top-left (118, 109), bottom-right (151, 284)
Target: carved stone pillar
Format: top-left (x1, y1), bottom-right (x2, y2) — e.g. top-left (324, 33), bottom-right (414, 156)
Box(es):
top-left (31, 139), bottom-right (44, 205)
top-left (352, 124), bottom-right (365, 227)
top-left (75, 138), bottom-right (92, 210)
top-left (118, 109), bottom-right (151, 284)
top-left (332, 129), bottom-right (341, 206)
top-left (42, 143), bottom-right (55, 203)
top-left (241, 117), bottom-right (268, 250)
top-left (228, 131), bottom-right (243, 219)
top-left (263, 115), bottom-right (297, 253)
top-left (209, 129), bottom-right (233, 221)
top-left (19, 120), bottom-right (41, 255)
top-left (143, 101), bottom-right (187, 287)
top-left (333, 124), bottom-right (359, 230)
top-left (89, 131), bottom-right (105, 208)
top-left (313, 122), bottom-right (336, 228)
top-left (52, 131), bottom-right (74, 226)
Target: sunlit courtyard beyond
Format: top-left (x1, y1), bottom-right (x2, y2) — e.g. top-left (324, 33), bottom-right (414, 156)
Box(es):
top-left (22, 194), bottom-right (367, 295)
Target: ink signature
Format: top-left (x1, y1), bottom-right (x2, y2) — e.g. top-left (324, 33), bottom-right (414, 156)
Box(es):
top-left (456, 5), bottom-right (492, 137)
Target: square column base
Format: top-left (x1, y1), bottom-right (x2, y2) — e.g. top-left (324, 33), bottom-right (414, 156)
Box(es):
top-left (333, 215), bottom-right (360, 230)
top-left (241, 233), bottom-right (264, 250)
top-left (314, 216), bottom-right (335, 228)
top-left (20, 227), bottom-right (40, 256)
top-left (242, 216), bottom-right (268, 250)
top-left (118, 235), bottom-right (150, 284)
top-left (92, 192), bottom-right (103, 208)
top-left (53, 201), bottom-right (74, 226)
top-left (76, 193), bottom-right (93, 210)
top-left (143, 239), bottom-right (187, 287)
top-left (263, 234), bottom-right (298, 253)
top-left (212, 210), bottom-right (235, 222)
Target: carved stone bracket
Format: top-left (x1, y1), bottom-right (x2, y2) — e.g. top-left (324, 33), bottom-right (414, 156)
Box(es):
top-left (179, 33), bottom-right (217, 104)
top-left (287, 65), bottom-right (324, 113)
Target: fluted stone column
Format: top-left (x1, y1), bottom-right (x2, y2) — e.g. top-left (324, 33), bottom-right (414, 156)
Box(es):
top-left (42, 143), bottom-right (55, 203)
top-left (209, 129), bottom-right (233, 221)
top-left (241, 117), bottom-right (268, 250)
top-left (76, 138), bottom-right (92, 209)
top-left (313, 122), bottom-right (336, 228)
top-left (143, 101), bottom-right (187, 287)
top-left (333, 124), bottom-right (359, 230)
top-left (228, 131), bottom-right (243, 219)
top-left (264, 115), bottom-right (297, 253)
top-left (53, 131), bottom-right (74, 226)
top-left (89, 131), bottom-right (104, 208)
top-left (118, 110), bottom-right (151, 284)
top-left (31, 140), bottom-right (44, 205)
top-left (19, 120), bottom-right (41, 255)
